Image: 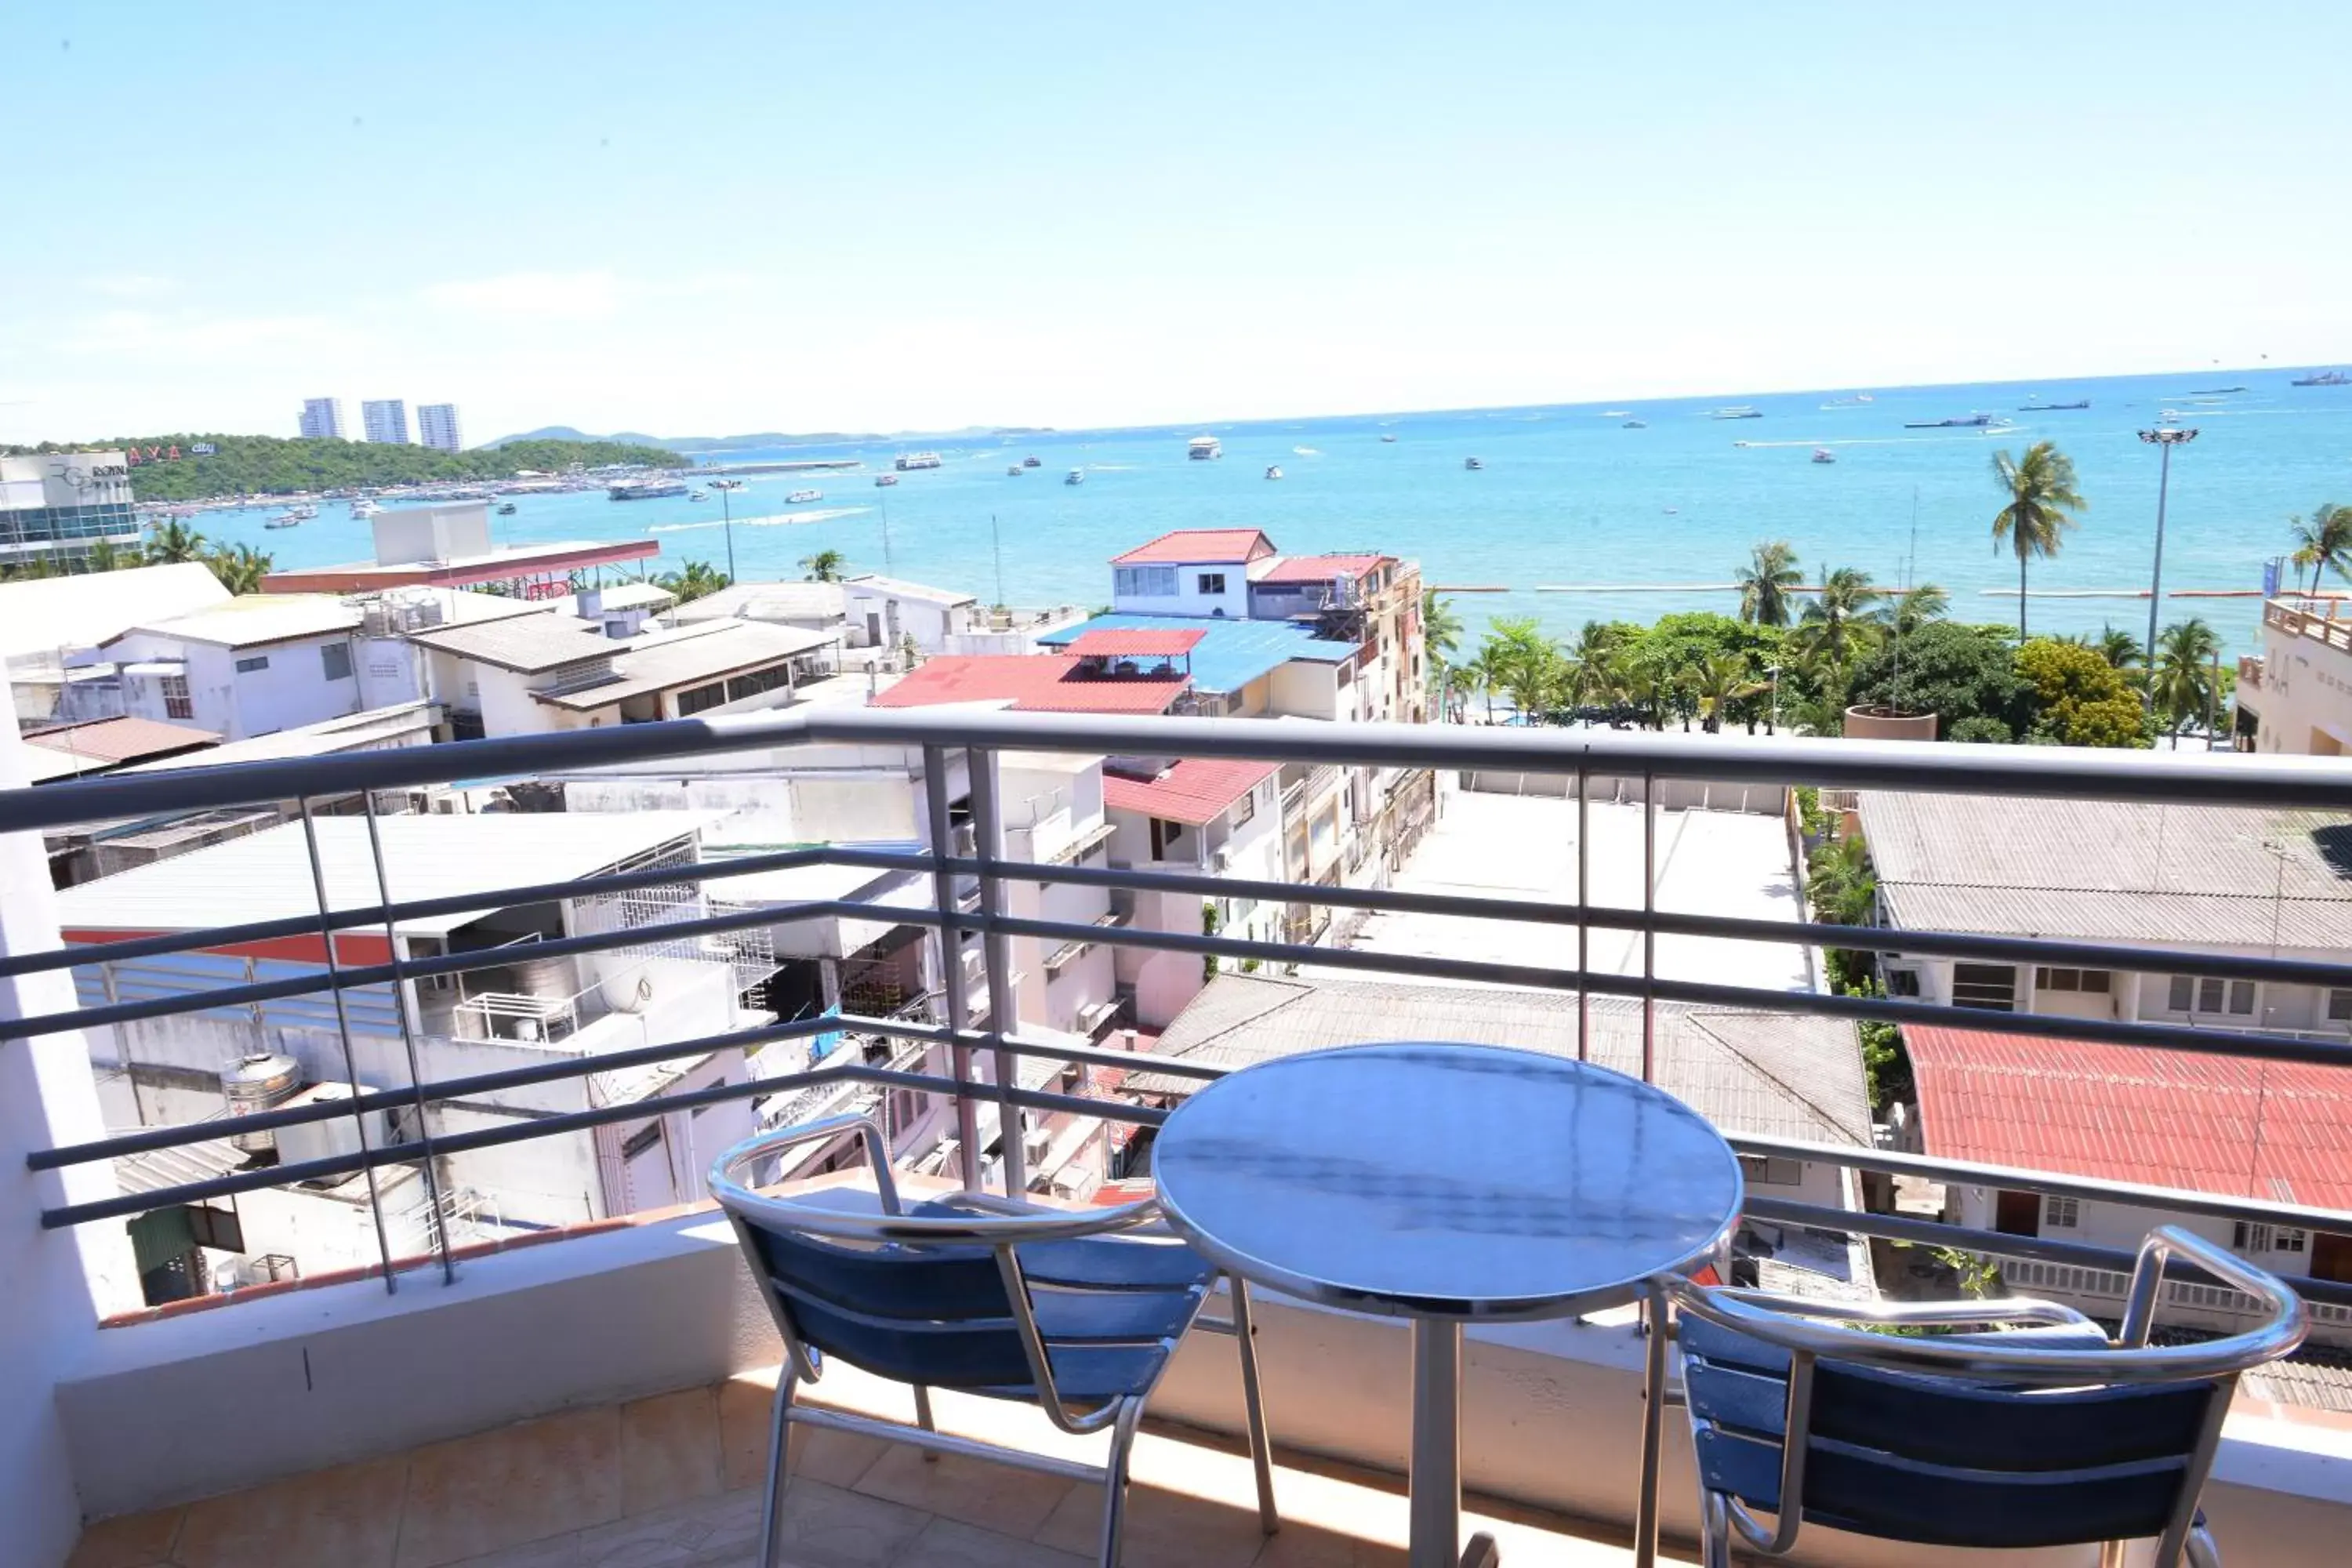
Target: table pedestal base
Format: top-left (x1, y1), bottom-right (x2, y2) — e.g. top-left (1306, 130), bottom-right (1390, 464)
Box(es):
top-left (1410, 1319), bottom-right (1465, 1568)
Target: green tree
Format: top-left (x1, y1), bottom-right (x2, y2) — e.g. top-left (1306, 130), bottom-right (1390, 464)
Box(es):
top-left (2016, 637), bottom-right (2150, 749)
top-left (1947, 715), bottom-right (2013, 743)
top-left (1872, 583), bottom-right (1950, 639)
top-left (800, 549), bottom-right (848, 582)
top-left (1465, 642), bottom-right (1512, 723)
top-left (2288, 503), bottom-right (2352, 594)
top-left (1736, 540), bottom-right (1803, 627)
top-left (1475, 617), bottom-right (1566, 721)
top-left (83, 538), bottom-right (132, 573)
top-left (143, 519), bottom-right (208, 564)
top-left (2148, 618), bottom-right (2223, 747)
top-left (1421, 589), bottom-right (1463, 672)
top-left (1990, 441), bottom-right (2087, 637)
top-left (10, 434), bottom-right (695, 503)
top-left (1693, 652), bottom-right (1762, 733)
top-left (1849, 622), bottom-right (2031, 739)
top-left (658, 559), bottom-right (733, 604)
top-left (1792, 566), bottom-right (1881, 677)
top-left (204, 543), bottom-right (274, 594)
top-left (2092, 624), bottom-right (2143, 672)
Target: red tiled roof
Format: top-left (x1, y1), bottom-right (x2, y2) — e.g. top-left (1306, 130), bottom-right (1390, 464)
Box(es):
top-left (869, 655), bottom-right (1189, 715)
top-left (1065, 628), bottom-right (1207, 658)
top-left (1254, 554), bottom-right (1388, 585)
top-left (24, 716), bottom-right (220, 766)
top-left (1111, 528), bottom-right (1276, 566)
top-left (1102, 758), bottom-right (1279, 826)
top-left (1907, 1026), bottom-right (2352, 1210)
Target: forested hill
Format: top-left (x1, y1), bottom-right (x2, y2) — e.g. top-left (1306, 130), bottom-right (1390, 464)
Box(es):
top-left (0, 434), bottom-right (689, 502)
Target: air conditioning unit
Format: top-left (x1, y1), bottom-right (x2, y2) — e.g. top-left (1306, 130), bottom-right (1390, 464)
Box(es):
top-left (1210, 848), bottom-right (1231, 873)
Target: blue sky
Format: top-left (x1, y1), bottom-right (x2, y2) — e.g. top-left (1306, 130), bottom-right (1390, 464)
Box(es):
top-left (7, 3), bottom-right (2350, 443)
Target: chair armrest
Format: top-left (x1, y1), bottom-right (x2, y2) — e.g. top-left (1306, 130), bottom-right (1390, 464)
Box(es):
top-left (1713, 1290), bottom-right (2099, 1335)
top-left (2120, 1225), bottom-right (2310, 1352)
top-left (709, 1112), bottom-right (903, 1214)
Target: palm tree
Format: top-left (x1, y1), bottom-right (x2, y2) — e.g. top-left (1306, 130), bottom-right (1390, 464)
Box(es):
top-left (2092, 624), bottom-right (2143, 672)
top-left (1990, 441), bottom-right (2087, 637)
top-left (1693, 652), bottom-right (1763, 734)
top-left (1465, 643), bottom-right (1512, 724)
top-left (144, 519), bottom-right (209, 564)
top-left (83, 538), bottom-right (130, 573)
top-left (658, 559), bottom-right (732, 604)
top-left (2148, 618), bottom-right (2222, 747)
top-left (1873, 582), bottom-right (1949, 638)
top-left (1736, 541), bottom-right (1802, 627)
top-left (800, 549), bottom-right (848, 583)
top-left (1795, 566), bottom-right (1880, 673)
top-left (205, 543), bottom-right (274, 594)
top-left (1420, 589), bottom-right (1463, 669)
top-left (2288, 503), bottom-right (2352, 594)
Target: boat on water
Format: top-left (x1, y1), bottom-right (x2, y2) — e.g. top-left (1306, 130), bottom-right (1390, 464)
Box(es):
top-left (1820, 395), bottom-right (1875, 409)
top-left (1464, 456), bottom-right (1484, 470)
top-left (689, 488), bottom-right (709, 502)
top-left (1007, 465), bottom-right (1024, 477)
top-left (264, 512), bottom-right (303, 529)
top-left (1022, 456), bottom-right (1041, 467)
top-left (2291, 370), bottom-right (2349, 387)
top-left (1602, 410), bottom-right (1630, 419)
top-left (786, 488), bottom-right (822, 503)
top-left (609, 478), bottom-right (689, 500)
top-left (894, 452), bottom-right (944, 471)
top-left (1265, 465), bottom-right (1283, 481)
top-left (495, 502), bottom-right (517, 515)
top-left (1904, 413), bottom-right (1998, 429)
top-left (1379, 434), bottom-right (1398, 442)
top-left (349, 497), bottom-right (380, 517)
top-left (1065, 467), bottom-right (1085, 485)
top-left (874, 474), bottom-right (899, 488)
top-left (2190, 387), bottom-right (2245, 395)
top-left (1811, 448), bottom-right (1837, 464)
top-left (1621, 419), bottom-right (1647, 430)
top-left (1711, 406), bottom-right (1762, 420)
top-left (2018, 401), bottom-right (2090, 412)
top-left (1188, 436), bottom-right (1223, 461)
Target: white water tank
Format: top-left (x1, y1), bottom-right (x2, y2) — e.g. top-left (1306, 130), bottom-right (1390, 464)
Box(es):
top-left (221, 1052), bottom-right (303, 1154)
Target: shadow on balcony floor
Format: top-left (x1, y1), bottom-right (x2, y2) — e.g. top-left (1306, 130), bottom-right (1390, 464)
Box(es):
top-left (67, 1358), bottom-right (1664, 1568)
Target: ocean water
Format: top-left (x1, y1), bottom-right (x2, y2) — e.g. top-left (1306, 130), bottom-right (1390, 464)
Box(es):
top-left (198, 368), bottom-right (2352, 659)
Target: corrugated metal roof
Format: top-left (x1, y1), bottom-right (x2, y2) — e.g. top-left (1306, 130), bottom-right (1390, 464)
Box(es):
top-left (670, 581), bottom-right (843, 625)
top-left (1907, 1025), bottom-right (2352, 1210)
top-left (843, 575), bottom-right (976, 607)
top-left (1102, 759), bottom-right (1278, 826)
top-left (870, 655), bottom-right (1189, 715)
top-left (1121, 976), bottom-right (1871, 1145)
top-left (56, 811), bottom-right (717, 938)
top-left (1037, 613), bottom-right (1357, 692)
top-left (0, 563), bottom-right (227, 660)
top-left (539, 621), bottom-right (835, 711)
top-left (1857, 792), bottom-right (2352, 948)
top-left (1065, 628), bottom-right (1207, 657)
top-left (405, 612), bottom-right (619, 673)
top-left (24, 717), bottom-right (220, 766)
top-left (121, 594), bottom-right (361, 651)
top-left (1111, 528), bottom-right (1276, 566)
top-left (1254, 554), bottom-right (1388, 585)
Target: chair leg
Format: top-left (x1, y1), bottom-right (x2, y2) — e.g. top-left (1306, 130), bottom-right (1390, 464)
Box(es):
top-left (1635, 1288), bottom-right (1670, 1568)
top-left (2185, 1522), bottom-right (2223, 1568)
top-left (1098, 1397), bottom-right (1145, 1568)
top-left (1229, 1276), bottom-right (1279, 1535)
top-left (913, 1385), bottom-right (940, 1463)
top-left (758, 1364), bottom-right (800, 1568)
top-left (1701, 1491), bottom-right (1731, 1568)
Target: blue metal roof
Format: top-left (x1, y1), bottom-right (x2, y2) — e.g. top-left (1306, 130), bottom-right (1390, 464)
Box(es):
top-left (1039, 613), bottom-right (1357, 693)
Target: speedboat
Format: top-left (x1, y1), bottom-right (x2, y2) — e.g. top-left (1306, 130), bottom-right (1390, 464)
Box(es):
top-left (1065, 467), bottom-right (1085, 485)
top-left (264, 512), bottom-right (303, 529)
top-left (1022, 456), bottom-right (1041, 467)
top-left (1464, 456), bottom-right (1484, 470)
top-left (1007, 464), bottom-right (1023, 476)
top-left (1812, 448), bottom-right (1837, 465)
top-left (1265, 464), bottom-right (1283, 481)
top-left (1379, 434), bottom-right (1397, 442)
top-left (1622, 419), bottom-right (1647, 429)
top-left (350, 497), bottom-right (379, 517)
top-left (1188, 436), bottom-right (1223, 460)
top-left (496, 501), bottom-right (518, 515)
top-left (787, 488), bottom-right (822, 503)
top-left (708, 477), bottom-right (746, 492)
top-left (689, 489), bottom-right (708, 502)
top-left (874, 474), bottom-right (898, 488)
top-left (1711, 407), bottom-right (1762, 419)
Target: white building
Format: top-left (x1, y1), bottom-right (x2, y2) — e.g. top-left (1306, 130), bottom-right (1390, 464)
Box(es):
top-left (59, 812), bottom-right (775, 1296)
top-left (2238, 597), bottom-right (2352, 756)
top-left (1, 562), bottom-right (230, 727)
top-left (0, 449), bottom-right (142, 575)
top-left (92, 597), bottom-right (373, 741)
top-left (1109, 528), bottom-right (1272, 619)
top-left (1099, 757), bottom-right (1283, 1025)
top-left (361, 400), bottom-right (411, 445)
top-left (298, 398), bottom-right (347, 441)
top-left (416, 403), bottom-right (463, 453)
top-left (840, 575), bottom-right (979, 656)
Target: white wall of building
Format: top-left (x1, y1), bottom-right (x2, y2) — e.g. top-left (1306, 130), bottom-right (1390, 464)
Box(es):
top-left (2250, 605), bottom-right (2352, 756)
top-left (1109, 560), bottom-right (1254, 619)
top-left (107, 630), bottom-right (365, 740)
top-left (840, 581), bottom-right (975, 654)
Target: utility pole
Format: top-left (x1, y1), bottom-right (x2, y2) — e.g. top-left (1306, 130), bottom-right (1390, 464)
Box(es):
top-left (878, 489), bottom-right (894, 574)
top-left (2137, 426), bottom-right (2199, 700)
top-left (718, 482), bottom-right (736, 582)
top-left (990, 513), bottom-right (1006, 609)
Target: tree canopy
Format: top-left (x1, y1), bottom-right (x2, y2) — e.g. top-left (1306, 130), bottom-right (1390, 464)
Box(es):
top-left (2015, 637), bottom-right (2151, 749)
top-left (1849, 622), bottom-right (2033, 740)
top-left (0, 434), bottom-right (692, 502)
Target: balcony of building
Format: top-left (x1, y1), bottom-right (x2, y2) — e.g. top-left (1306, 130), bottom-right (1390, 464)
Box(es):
top-left (9, 709), bottom-right (2352, 1568)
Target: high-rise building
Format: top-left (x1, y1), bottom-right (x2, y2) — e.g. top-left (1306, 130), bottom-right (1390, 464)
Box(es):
top-left (298, 397), bottom-right (347, 441)
top-left (0, 450), bottom-right (142, 572)
top-left (416, 404), bottom-right (463, 453)
top-left (361, 399), bottom-right (411, 445)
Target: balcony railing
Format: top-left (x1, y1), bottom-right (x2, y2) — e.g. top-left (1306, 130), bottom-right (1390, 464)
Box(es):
top-left (7, 708), bottom-right (2352, 1323)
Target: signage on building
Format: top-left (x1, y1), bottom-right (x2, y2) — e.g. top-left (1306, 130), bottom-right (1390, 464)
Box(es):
top-left (124, 445), bottom-right (187, 466)
top-left (2263, 558), bottom-right (2284, 598)
top-left (189, 442), bottom-right (217, 456)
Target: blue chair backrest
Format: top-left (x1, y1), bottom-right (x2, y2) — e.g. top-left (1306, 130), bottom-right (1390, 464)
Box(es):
top-left (740, 1215), bottom-right (1036, 1390)
top-left (1681, 1316), bottom-right (2225, 1549)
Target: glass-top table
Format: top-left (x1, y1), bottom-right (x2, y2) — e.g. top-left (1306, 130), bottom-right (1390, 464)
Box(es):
top-left (1152, 1042), bottom-right (1744, 1568)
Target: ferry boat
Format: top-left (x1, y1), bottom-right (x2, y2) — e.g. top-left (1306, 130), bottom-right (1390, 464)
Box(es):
top-left (1065, 467), bottom-right (1085, 485)
top-left (1464, 456), bottom-right (1484, 470)
top-left (786, 488), bottom-right (822, 503)
top-left (609, 477), bottom-right (689, 500)
top-left (894, 452), bottom-right (944, 471)
top-left (1811, 448), bottom-right (1837, 465)
top-left (2017, 401), bottom-right (2090, 412)
top-left (1188, 436), bottom-right (1223, 461)
top-left (264, 511), bottom-right (303, 529)
top-left (1904, 413), bottom-right (1998, 429)
top-left (1022, 456), bottom-right (1041, 467)
top-left (1621, 419), bottom-right (1647, 430)
top-left (1711, 406), bottom-right (1762, 420)
top-left (1265, 464), bottom-right (1283, 481)
top-left (2189, 387), bottom-right (2245, 395)
top-left (2292, 370), bottom-right (2350, 387)
top-left (1820, 395), bottom-right (1875, 408)
top-left (874, 473), bottom-right (899, 488)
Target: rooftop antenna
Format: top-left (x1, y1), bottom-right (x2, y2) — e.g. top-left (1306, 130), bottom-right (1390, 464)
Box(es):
top-left (990, 513), bottom-right (1006, 608)
top-left (1892, 485), bottom-right (1920, 715)
top-left (878, 488), bottom-right (894, 574)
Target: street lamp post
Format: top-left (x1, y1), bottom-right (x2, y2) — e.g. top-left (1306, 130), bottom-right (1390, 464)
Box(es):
top-left (717, 483), bottom-right (737, 581)
top-left (2137, 426), bottom-right (2198, 699)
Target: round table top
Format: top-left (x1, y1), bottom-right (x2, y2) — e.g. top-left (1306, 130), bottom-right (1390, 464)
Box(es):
top-left (1151, 1042), bottom-right (1744, 1322)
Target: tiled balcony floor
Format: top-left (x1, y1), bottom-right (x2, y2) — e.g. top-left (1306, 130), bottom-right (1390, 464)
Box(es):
top-left (68, 1359), bottom-right (1661, 1568)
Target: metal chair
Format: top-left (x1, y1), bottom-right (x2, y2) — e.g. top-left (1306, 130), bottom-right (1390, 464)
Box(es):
top-left (709, 1112), bottom-right (1279, 1568)
top-left (1653, 1226), bottom-right (2307, 1568)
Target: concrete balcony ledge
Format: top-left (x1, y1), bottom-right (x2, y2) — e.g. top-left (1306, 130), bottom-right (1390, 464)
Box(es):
top-left (50, 1181), bottom-right (2352, 1566)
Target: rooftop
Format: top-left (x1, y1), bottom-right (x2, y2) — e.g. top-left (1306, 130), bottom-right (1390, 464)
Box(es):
top-left (259, 538), bottom-right (660, 595)
top-left (1102, 757), bottom-right (1279, 826)
top-left (1123, 974), bottom-right (1873, 1145)
top-left (539, 621), bottom-right (837, 711)
top-left (1907, 1025), bottom-right (2352, 1210)
top-left (0, 563), bottom-right (227, 662)
top-left (1065, 626), bottom-right (1207, 658)
top-left (1111, 528), bottom-right (1278, 566)
top-left (56, 811), bottom-right (714, 939)
top-left (572, 582), bottom-right (676, 613)
top-left (670, 581), bottom-right (844, 625)
top-left (869, 655), bottom-right (1190, 715)
top-left (1857, 792), bottom-right (2352, 949)
top-left (1253, 553), bottom-right (1389, 585)
top-left (114, 594), bottom-right (361, 651)
top-left (21, 717), bottom-right (218, 771)
top-left (842, 573), bottom-right (977, 608)
top-left (119, 702), bottom-right (437, 775)
top-left (1038, 613), bottom-right (1358, 692)
top-left (403, 612), bottom-right (619, 673)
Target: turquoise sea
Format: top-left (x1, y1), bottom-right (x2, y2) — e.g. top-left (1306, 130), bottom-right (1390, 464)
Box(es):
top-left (198, 368), bottom-right (2352, 659)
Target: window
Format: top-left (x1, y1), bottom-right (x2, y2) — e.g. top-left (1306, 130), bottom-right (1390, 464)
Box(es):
top-left (1197, 572), bottom-right (1226, 595)
top-left (1112, 564), bottom-right (1178, 597)
top-left (2234, 1221), bottom-right (2308, 1254)
top-left (1737, 1155), bottom-right (1803, 1187)
top-left (724, 664), bottom-right (790, 703)
top-left (2043, 1195), bottom-right (2080, 1229)
top-left (2328, 989), bottom-right (2352, 1024)
top-left (674, 681), bottom-right (728, 716)
top-left (234, 655), bottom-right (270, 673)
top-left (320, 643), bottom-right (353, 681)
top-left (1229, 788), bottom-right (1256, 828)
top-left (2033, 967), bottom-right (2111, 994)
top-left (619, 1123), bottom-right (663, 1160)
top-left (1883, 967), bottom-right (1922, 998)
top-left (160, 673), bottom-right (192, 720)
top-left (1951, 963), bottom-right (2017, 1011)
top-left (2169, 975), bottom-right (2255, 1017)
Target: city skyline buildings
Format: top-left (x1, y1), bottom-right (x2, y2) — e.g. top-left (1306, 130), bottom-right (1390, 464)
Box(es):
top-left (297, 397), bottom-right (346, 441)
top-left (416, 402), bottom-right (462, 452)
top-left (360, 399), bottom-right (411, 445)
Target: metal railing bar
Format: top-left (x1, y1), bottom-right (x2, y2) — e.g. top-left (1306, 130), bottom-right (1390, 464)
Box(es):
top-left (11, 709), bottom-right (2352, 842)
top-left (363, 791), bottom-right (455, 1285)
top-left (967, 747), bottom-right (1026, 1195)
top-left (924, 744), bottom-right (984, 1191)
top-left (1743, 1196), bottom-right (2352, 1311)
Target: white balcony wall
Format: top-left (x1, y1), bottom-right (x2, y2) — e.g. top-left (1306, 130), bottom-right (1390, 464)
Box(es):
top-left (1267, 659), bottom-right (1345, 720)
